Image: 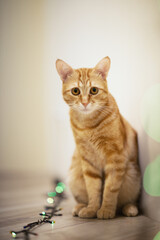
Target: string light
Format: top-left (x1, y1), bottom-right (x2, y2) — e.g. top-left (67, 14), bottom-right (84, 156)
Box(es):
top-left (51, 220), bottom-right (55, 229)
top-left (57, 182), bottom-right (66, 190)
top-left (47, 197), bottom-right (54, 204)
top-left (48, 192), bottom-right (56, 197)
top-left (56, 186), bottom-right (63, 193)
top-left (10, 180), bottom-right (66, 239)
top-left (10, 232), bottom-right (16, 238)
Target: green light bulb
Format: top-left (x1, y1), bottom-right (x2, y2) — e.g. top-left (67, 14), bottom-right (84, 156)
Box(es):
top-left (11, 232), bottom-right (16, 238)
top-left (57, 182), bottom-right (66, 190)
top-left (48, 192), bottom-right (56, 197)
top-left (55, 186), bottom-right (63, 193)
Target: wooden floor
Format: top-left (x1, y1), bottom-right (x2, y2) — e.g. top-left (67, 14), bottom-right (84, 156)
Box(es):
top-left (0, 171), bottom-right (159, 240)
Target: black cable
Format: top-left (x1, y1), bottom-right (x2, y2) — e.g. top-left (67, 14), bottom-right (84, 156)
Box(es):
top-left (10, 179), bottom-right (66, 239)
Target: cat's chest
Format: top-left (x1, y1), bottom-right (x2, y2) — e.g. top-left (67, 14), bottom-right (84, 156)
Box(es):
top-left (74, 129), bottom-right (107, 167)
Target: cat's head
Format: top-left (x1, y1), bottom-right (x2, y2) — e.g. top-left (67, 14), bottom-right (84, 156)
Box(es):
top-left (56, 57), bottom-right (110, 114)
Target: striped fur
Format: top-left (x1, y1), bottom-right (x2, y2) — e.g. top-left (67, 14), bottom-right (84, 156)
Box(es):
top-left (56, 57), bottom-right (141, 219)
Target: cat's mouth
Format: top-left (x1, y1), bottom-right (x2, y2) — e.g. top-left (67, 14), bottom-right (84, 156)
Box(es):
top-left (79, 105), bottom-right (95, 114)
top-left (74, 103), bottom-right (98, 114)
top-left (83, 108), bottom-right (90, 112)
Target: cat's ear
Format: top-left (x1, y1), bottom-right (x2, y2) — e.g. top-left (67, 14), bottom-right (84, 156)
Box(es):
top-left (56, 59), bottom-right (73, 82)
top-left (94, 57), bottom-right (111, 79)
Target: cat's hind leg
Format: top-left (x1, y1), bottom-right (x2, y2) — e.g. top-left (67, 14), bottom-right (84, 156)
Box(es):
top-left (118, 161), bottom-right (141, 217)
top-left (69, 149), bottom-right (88, 216)
top-left (122, 203), bottom-right (138, 217)
top-left (69, 171), bottom-right (88, 216)
top-left (72, 203), bottom-right (87, 216)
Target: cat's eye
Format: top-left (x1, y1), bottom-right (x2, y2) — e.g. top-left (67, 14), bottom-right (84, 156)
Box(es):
top-left (71, 87), bottom-right (80, 96)
top-left (90, 87), bottom-right (99, 95)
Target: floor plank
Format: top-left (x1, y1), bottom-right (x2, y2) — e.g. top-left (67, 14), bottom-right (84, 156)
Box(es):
top-left (0, 172), bottom-right (159, 240)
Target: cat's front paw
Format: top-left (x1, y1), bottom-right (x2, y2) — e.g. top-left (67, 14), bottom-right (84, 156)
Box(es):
top-left (78, 207), bottom-right (97, 219)
top-left (97, 207), bottom-right (115, 219)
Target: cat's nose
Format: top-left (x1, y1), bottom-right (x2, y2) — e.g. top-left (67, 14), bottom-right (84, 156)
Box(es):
top-left (82, 102), bottom-right (89, 108)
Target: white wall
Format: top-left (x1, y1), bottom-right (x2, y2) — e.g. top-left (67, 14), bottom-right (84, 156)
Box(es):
top-left (0, 0), bottom-right (47, 173)
top-left (1, 0), bottom-right (160, 220)
top-left (44, 0), bottom-right (160, 176)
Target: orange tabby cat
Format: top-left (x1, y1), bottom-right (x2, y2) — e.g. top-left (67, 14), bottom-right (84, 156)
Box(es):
top-left (56, 57), bottom-right (141, 219)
